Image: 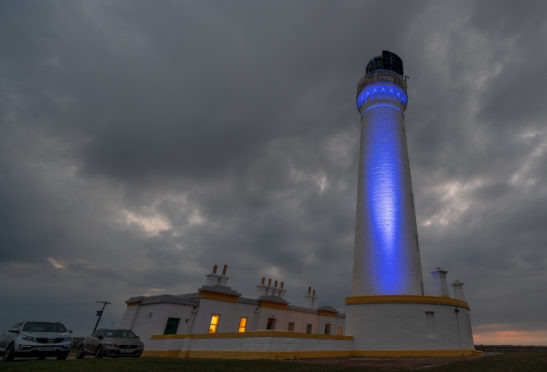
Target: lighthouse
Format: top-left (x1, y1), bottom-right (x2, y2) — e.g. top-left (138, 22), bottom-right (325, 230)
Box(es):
top-left (346, 51), bottom-right (477, 355)
top-left (352, 50), bottom-right (423, 296)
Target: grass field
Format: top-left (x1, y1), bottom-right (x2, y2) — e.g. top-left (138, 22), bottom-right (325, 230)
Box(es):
top-left (1, 353), bottom-right (547, 371)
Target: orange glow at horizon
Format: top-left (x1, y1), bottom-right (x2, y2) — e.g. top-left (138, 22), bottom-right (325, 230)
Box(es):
top-left (474, 324), bottom-right (547, 345)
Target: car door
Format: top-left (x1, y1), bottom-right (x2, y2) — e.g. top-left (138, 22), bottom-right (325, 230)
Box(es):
top-left (94, 329), bottom-right (105, 352)
top-left (0, 323), bottom-right (22, 349)
top-left (85, 329), bottom-right (101, 353)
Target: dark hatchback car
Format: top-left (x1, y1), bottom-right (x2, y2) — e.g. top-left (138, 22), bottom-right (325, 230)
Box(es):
top-left (77, 328), bottom-right (143, 358)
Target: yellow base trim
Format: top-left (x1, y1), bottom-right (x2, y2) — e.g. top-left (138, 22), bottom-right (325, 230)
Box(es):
top-left (142, 350), bottom-right (183, 358)
top-left (259, 300), bottom-right (288, 310)
top-left (125, 301), bottom-right (141, 306)
top-left (151, 331), bottom-right (352, 340)
top-left (318, 310), bottom-right (338, 317)
top-left (143, 349), bottom-right (481, 359)
top-left (186, 350), bottom-right (352, 359)
top-left (346, 295), bottom-right (470, 310)
top-left (199, 290), bottom-right (239, 302)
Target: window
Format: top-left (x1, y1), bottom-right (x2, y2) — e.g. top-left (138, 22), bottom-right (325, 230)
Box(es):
top-left (238, 317), bottom-right (247, 333)
top-left (164, 317), bottom-right (180, 335)
top-left (425, 311), bottom-right (436, 339)
top-left (324, 323), bottom-right (331, 335)
top-left (306, 324), bottom-right (312, 334)
top-left (209, 314), bottom-right (220, 334)
top-left (266, 318), bottom-right (276, 330)
top-left (288, 322), bottom-right (295, 332)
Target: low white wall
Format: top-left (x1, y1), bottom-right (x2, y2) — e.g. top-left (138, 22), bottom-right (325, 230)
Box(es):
top-left (346, 302), bottom-right (474, 351)
top-left (145, 332), bottom-right (354, 359)
top-left (188, 335), bottom-right (353, 352)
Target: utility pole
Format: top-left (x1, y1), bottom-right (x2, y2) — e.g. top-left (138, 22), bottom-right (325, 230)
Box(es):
top-left (93, 301), bottom-right (111, 333)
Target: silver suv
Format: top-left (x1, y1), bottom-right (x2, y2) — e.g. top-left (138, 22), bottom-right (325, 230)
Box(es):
top-left (0, 321), bottom-right (73, 361)
top-left (77, 328), bottom-right (143, 358)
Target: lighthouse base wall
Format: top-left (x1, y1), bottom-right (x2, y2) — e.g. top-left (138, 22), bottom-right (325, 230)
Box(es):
top-left (346, 296), bottom-right (475, 353)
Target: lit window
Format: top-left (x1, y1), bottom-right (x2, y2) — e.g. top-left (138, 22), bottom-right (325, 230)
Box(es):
top-left (337, 327), bottom-right (342, 336)
top-left (238, 317), bottom-right (247, 333)
top-left (209, 314), bottom-right (220, 334)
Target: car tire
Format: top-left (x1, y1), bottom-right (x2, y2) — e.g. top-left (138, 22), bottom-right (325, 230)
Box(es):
top-left (95, 345), bottom-right (103, 358)
top-left (76, 344), bottom-right (86, 359)
top-left (2, 343), bottom-right (14, 362)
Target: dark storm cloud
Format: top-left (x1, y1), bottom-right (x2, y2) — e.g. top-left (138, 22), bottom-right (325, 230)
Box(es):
top-left (1, 0), bottom-right (547, 343)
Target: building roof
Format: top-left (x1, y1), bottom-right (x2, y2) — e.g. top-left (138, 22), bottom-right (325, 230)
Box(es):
top-left (127, 294), bottom-right (198, 306)
top-left (199, 285), bottom-right (241, 297)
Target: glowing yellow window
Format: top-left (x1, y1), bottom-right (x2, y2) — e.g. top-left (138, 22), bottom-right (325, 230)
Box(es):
top-left (209, 314), bottom-right (220, 334)
top-left (238, 317), bottom-right (247, 333)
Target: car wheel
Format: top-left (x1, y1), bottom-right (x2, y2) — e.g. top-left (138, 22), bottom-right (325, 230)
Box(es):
top-left (95, 345), bottom-right (103, 358)
top-left (76, 344), bottom-right (86, 359)
top-left (2, 343), bottom-right (14, 362)
top-left (57, 351), bottom-right (69, 360)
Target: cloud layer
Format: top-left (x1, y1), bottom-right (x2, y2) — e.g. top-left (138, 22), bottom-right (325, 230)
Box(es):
top-left (1, 0), bottom-right (546, 343)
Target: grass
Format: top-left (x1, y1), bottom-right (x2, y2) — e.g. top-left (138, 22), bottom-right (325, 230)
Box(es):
top-left (1, 353), bottom-right (547, 372)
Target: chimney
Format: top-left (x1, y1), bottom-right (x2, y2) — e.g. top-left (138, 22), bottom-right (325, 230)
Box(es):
top-left (206, 264), bottom-right (222, 285)
top-left (430, 268), bottom-right (449, 297)
top-left (279, 281), bottom-right (286, 298)
top-left (257, 277), bottom-right (267, 297)
top-left (304, 287), bottom-right (318, 309)
top-left (218, 264), bottom-right (229, 286)
top-left (452, 280), bottom-right (466, 300)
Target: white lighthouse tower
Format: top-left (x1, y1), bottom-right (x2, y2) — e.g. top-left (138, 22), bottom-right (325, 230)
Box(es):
top-left (346, 51), bottom-right (478, 356)
top-left (352, 51), bottom-right (423, 297)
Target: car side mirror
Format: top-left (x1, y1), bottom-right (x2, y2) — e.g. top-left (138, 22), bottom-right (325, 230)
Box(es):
top-left (8, 329), bottom-right (19, 334)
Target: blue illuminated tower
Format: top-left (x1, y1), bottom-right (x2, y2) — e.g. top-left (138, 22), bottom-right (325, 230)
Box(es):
top-left (352, 51), bottom-right (424, 296)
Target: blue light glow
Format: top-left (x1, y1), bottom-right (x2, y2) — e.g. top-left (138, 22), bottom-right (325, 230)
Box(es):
top-left (356, 82), bottom-right (407, 111)
top-left (356, 82), bottom-right (413, 295)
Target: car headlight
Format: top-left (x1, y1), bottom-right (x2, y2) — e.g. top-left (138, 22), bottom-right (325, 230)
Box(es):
top-left (64, 337), bottom-right (72, 342)
top-left (21, 335), bottom-right (35, 342)
top-left (103, 342), bottom-right (117, 347)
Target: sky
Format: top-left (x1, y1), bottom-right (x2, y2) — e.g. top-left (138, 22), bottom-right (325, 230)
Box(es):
top-left (1, 0), bottom-right (546, 345)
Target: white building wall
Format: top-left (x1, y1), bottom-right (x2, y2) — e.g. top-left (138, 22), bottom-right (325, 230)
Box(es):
top-left (346, 302), bottom-right (474, 351)
top-left (285, 310), bottom-right (317, 333)
top-left (121, 303), bottom-right (194, 348)
top-left (119, 304), bottom-right (140, 330)
top-left (318, 316), bottom-right (346, 335)
top-left (192, 299), bottom-right (257, 334)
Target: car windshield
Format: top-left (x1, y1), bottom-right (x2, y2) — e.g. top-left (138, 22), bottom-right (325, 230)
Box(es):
top-left (23, 322), bottom-right (67, 332)
top-left (105, 329), bottom-right (138, 338)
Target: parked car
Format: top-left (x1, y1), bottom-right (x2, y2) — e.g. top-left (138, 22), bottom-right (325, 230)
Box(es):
top-left (0, 321), bottom-right (73, 361)
top-left (76, 328), bottom-right (143, 358)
